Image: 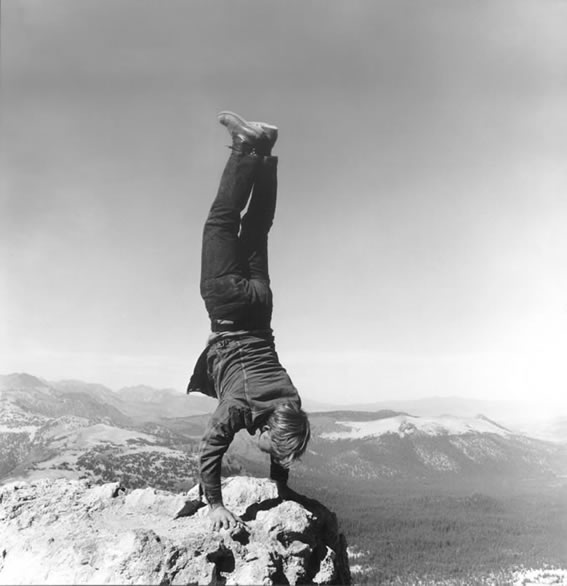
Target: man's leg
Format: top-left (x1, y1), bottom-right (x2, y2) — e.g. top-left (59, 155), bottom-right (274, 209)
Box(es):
top-left (236, 156), bottom-right (278, 328)
top-left (200, 111), bottom-right (278, 325)
top-left (240, 156), bottom-right (278, 283)
top-left (200, 151), bottom-right (259, 322)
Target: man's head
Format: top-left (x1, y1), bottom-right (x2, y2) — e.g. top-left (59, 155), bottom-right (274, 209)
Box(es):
top-left (257, 401), bottom-right (310, 468)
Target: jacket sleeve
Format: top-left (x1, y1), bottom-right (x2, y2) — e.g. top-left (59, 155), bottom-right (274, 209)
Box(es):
top-left (270, 457), bottom-right (289, 485)
top-left (199, 402), bottom-right (246, 507)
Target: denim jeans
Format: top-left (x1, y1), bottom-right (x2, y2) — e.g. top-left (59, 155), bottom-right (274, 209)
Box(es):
top-left (200, 151), bottom-right (278, 330)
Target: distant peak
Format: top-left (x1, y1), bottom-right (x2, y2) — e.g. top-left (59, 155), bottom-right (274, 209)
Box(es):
top-left (119, 384), bottom-right (156, 392)
top-left (117, 385), bottom-right (180, 402)
top-left (475, 413), bottom-right (512, 432)
top-left (0, 373), bottom-right (49, 390)
top-left (118, 384), bottom-right (177, 392)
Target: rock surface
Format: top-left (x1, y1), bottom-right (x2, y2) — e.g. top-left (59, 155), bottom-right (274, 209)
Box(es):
top-left (0, 476), bottom-right (351, 585)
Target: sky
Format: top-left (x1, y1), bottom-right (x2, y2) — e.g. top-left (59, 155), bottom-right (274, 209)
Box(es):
top-left (1, 0), bottom-right (566, 408)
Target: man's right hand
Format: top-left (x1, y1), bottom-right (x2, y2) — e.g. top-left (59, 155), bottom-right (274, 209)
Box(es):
top-left (209, 505), bottom-right (243, 531)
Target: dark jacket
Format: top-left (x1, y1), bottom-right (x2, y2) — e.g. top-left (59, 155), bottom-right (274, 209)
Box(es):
top-left (187, 330), bottom-right (301, 506)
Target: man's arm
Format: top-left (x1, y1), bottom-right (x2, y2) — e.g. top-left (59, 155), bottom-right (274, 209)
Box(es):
top-left (199, 403), bottom-right (247, 529)
top-left (270, 457), bottom-right (289, 485)
top-left (271, 457), bottom-right (300, 500)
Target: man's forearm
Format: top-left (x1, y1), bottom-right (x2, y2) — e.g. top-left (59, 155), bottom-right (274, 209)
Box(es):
top-left (270, 458), bottom-right (289, 485)
top-left (199, 404), bottom-right (245, 507)
top-left (200, 446), bottom-right (226, 506)
top-left (203, 482), bottom-right (224, 507)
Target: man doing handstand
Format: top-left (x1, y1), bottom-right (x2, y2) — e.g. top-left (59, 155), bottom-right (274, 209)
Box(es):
top-left (187, 111), bottom-right (311, 531)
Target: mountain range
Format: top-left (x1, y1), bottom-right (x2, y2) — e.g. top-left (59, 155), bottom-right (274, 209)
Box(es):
top-left (306, 396), bottom-right (567, 444)
top-left (1, 372), bottom-right (565, 491)
top-left (0, 373), bottom-right (211, 490)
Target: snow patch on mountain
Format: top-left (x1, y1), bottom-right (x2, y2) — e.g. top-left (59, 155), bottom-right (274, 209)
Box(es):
top-left (321, 414), bottom-right (513, 440)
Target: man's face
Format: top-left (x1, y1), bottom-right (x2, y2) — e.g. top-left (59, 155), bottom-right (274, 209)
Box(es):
top-left (257, 428), bottom-right (272, 454)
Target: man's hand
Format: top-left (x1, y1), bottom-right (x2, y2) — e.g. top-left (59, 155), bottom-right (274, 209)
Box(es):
top-left (209, 505), bottom-right (243, 531)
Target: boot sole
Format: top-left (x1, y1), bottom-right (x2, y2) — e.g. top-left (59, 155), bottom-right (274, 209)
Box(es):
top-left (218, 111), bottom-right (278, 134)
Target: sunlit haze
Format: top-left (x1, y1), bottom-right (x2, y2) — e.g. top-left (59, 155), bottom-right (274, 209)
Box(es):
top-left (2, 1), bottom-right (566, 410)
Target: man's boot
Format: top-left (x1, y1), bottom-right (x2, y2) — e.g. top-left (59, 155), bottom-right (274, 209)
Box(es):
top-left (218, 111), bottom-right (278, 156)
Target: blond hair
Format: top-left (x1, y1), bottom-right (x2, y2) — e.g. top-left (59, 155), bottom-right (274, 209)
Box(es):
top-left (267, 401), bottom-right (310, 469)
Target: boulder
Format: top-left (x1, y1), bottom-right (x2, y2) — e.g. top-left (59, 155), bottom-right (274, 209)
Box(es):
top-left (0, 476), bottom-right (350, 585)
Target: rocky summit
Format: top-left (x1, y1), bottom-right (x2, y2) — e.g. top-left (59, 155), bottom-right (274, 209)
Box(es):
top-left (0, 475), bottom-right (350, 585)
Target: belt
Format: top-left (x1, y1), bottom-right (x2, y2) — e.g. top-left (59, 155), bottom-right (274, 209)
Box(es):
top-left (211, 319), bottom-right (272, 335)
top-left (211, 319), bottom-right (250, 333)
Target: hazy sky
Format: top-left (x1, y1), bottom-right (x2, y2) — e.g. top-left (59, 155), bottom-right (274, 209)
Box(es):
top-left (2, 0), bottom-right (566, 408)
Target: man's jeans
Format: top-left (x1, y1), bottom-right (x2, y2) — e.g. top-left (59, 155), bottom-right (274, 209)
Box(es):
top-left (200, 151), bottom-right (278, 330)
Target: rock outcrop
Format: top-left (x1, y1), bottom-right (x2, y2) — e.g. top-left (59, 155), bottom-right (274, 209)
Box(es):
top-left (0, 476), bottom-right (350, 585)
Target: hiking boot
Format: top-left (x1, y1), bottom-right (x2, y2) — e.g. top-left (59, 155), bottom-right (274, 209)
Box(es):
top-left (218, 110), bottom-right (278, 156)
